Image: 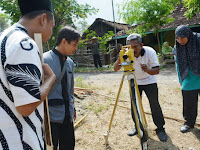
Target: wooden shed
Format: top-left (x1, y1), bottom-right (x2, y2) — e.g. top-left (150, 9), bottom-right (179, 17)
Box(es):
top-left (82, 18), bottom-right (132, 38)
top-left (74, 4), bottom-right (200, 67)
top-left (74, 18), bottom-right (131, 67)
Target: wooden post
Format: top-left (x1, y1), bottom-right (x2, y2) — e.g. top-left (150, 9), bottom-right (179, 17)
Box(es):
top-left (34, 33), bottom-right (53, 147)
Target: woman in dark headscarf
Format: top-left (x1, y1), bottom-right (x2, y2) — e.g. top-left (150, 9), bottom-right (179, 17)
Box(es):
top-left (174, 25), bottom-right (200, 133)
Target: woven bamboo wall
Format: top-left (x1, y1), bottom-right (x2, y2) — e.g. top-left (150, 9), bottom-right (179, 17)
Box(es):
top-left (72, 48), bottom-right (104, 67)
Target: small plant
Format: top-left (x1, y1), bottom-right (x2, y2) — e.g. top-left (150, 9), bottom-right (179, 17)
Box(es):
top-left (173, 86), bottom-right (181, 92)
top-left (86, 102), bottom-right (110, 114)
top-left (87, 130), bottom-right (95, 134)
top-left (108, 89), bottom-right (113, 95)
top-left (74, 66), bottom-right (114, 73)
top-left (75, 77), bottom-right (88, 88)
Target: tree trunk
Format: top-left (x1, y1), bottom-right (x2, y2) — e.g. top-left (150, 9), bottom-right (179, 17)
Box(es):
top-left (156, 32), bottom-right (161, 54)
top-left (156, 32), bottom-right (164, 64)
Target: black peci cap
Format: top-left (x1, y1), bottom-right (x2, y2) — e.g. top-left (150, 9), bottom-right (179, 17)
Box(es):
top-left (18, 0), bottom-right (53, 16)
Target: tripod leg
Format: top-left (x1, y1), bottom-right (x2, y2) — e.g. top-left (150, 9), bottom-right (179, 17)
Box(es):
top-left (133, 78), bottom-right (148, 133)
top-left (129, 79), bottom-right (142, 139)
top-left (129, 78), bottom-right (148, 147)
top-left (104, 74), bottom-right (125, 144)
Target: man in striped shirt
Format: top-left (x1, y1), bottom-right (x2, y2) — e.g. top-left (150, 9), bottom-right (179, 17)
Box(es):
top-left (0, 0), bottom-right (55, 149)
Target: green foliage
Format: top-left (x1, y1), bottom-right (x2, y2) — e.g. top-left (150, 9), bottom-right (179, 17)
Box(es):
top-left (74, 66), bottom-right (114, 73)
top-left (0, 0), bottom-right (20, 24)
top-left (118, 0), bottom-right (175, 31)
top-left (78, 40), bottom-right (85, 49)
top-left (173, 86), bottom-right (181, 92)
top-left (0, 13), bottom-right (9, 32)
top-left (76, 19), bottom-right (89, 35)
top-left (0, 0), bottom-right (98, 49)
top-left (118, 0), bottom-right (176, 53)
top-left (85, 29), bottom-right (97, 39)
top-left (75, 77), bottom-right (88, 88)
top-left (80, 30), bottom-right (114, 54)
top-left (163, 0), bottom-right (200, 19)
top-left (98, 31), bottom-right (114, 53)
top-left (183, 0), bottom-right (200, 19)
top-left (86, 101), bottom-right (109, 114)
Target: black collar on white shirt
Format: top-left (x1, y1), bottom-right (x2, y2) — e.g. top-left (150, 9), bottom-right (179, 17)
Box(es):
top-left (140, 48), bottom-right (145, 57)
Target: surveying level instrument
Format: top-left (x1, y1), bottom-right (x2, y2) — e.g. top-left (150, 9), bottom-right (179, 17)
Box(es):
top-left (104, 45), bottom-right (148, 150)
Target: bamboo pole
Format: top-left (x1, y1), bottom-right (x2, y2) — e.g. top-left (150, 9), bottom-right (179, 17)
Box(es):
top-left (72, 88), bottom-right (200, 127)
top-left (74, 114), bottom-right (88, 128)
top-left (34, 33), bottom-right (52, 147)
top-left (74, 87), bottom-right (93, 93)
top-left (74, 91), bottom-right (85, 95)
top-left (111, 103), bottom-right (200, 127)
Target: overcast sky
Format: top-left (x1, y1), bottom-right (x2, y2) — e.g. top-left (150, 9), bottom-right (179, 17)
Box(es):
top-left (0, 0), bottom-right (125, 27)
top-left (76, 0), bottom-right (124, 25)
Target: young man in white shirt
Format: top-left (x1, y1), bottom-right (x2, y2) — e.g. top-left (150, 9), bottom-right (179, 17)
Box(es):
top-left (114, 33), bottom-right (167, 142)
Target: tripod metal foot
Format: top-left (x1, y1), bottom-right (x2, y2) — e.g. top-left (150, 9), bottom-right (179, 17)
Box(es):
top-left (142, 141), bottom-right (148, 150)
top-left (103, 74), bottom-right (125, 145)
top-left (103, 131), bottom-right (109, 145)
top-left (103, 72), bottom-right (149, 149)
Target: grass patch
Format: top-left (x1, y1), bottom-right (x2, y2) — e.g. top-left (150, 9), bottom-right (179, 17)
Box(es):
top-left (75, 65), bottom-right (114, 73)
top-left (86, 101), bottom-right (110, 114)
top-left (90, 85), bottom-right (106, 91)
top-left (75, 77), bottom-right (89, 88)
top-left (173, 86), bottom-right (181, 92)
top-left (75, 77), bottom-right (107, 91)
top-left (87, 130), bottom-right (95, 134)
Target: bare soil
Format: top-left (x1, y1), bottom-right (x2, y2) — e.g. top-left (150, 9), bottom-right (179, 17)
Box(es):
top-left (74, 64), bottom-right (200, 150)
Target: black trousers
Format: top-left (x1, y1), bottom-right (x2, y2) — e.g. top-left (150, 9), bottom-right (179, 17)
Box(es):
top-left (131, 83), bottom-right (165, 130)
top-left (182, 89), bottom-right (200, 127)
top-left (51, 118), bottom-right (75, 150)
top-left (93, 54), bottom-right (102, 68)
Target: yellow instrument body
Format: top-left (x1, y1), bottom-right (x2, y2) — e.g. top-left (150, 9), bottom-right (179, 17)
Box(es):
top-left (119, 45), bottom-right (135, 72)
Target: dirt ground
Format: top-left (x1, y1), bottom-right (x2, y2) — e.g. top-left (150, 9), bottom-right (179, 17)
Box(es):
top-left (73, 64), bottom-right (200, 150)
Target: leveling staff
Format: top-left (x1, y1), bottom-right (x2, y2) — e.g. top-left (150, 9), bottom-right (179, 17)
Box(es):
top-left (114, 33), bottom-right (167, 142)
